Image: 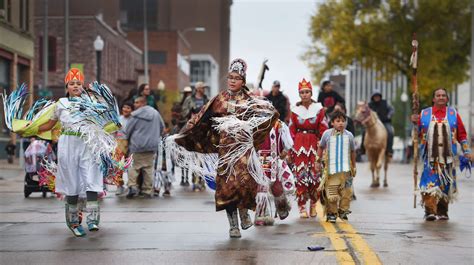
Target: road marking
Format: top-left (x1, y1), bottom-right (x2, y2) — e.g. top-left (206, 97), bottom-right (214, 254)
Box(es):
top-left (315, 202), bottom-right (382, 265)
top-left (318, 217), bottom-right (356, 264)
top-left (315, 203), bottom-right (355, 264)
top-left (337, 222), bottom-right (382, 265)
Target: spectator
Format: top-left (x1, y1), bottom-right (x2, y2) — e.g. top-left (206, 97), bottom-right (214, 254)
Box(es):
top-left (266, 80), bottom-right (289, 122)
top-left (115, 101), bottom-right (134, 196)
top-left (136, 83), bottom-right (158, 110)
top-left (5, 140), bottom-right (16, 164)
top-left (180, 86), bottom-right (194, 120)
top-left (182, 81), bottom-right (210, 120)
top-left (317, 80), bottom-right (345, 114)
top-left (125, 96), bottom-right (164, 199)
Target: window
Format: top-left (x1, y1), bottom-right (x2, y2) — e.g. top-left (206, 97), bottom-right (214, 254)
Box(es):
top-left (0, 57), bottom-right (11, 91)
top-left (190, 60), bottom-right (211, 83)
top-left (149, 51), bottom-right (167, 65)
top-left (0, 0), bottom-right (5, 20)
top-left (39, 36), bottom-right (57, 72)
top-left (6, 0), bottom-right (11, 23)
top-left (0, 57), bottom-right (11, 135)
top-left (20, 0), bottom-right (24, 29)
top-left (19, 0), bottom-right (29, 31)
top-left (120, 0), bottom-right (157, 30)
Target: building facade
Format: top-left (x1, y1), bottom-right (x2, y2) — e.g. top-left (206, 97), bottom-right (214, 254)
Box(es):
top-left (32, 0), bottom-right (231, 122)
top-left (0, 0), bottom-right (35, 140)
top-left (33, 14), bottom-right (143, 101)
top-left (190, 54), bottom-right (219, 97)
top-left (163, 0), bottom-right (232, 94)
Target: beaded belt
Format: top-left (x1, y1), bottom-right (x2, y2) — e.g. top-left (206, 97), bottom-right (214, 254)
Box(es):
top-left (61, 131), bottom-right (83, 137)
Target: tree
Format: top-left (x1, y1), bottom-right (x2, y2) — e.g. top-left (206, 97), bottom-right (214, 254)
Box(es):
top-left (304, 0), bottom-right (471, 105)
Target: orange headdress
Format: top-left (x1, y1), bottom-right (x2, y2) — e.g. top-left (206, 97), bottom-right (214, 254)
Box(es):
top-left (64, 68), bottom-right (84, 84)
top-left (298, 78), bottom-right (312, 91)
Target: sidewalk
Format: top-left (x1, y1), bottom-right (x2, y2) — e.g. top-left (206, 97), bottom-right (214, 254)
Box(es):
top-left (0, 159), bottom-right (23, 180)
top-left (0, 159), bottom-right (21, 169)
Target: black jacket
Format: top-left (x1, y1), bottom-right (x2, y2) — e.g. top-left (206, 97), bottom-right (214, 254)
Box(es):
top-left (266, 92), bottom-right (288, 121)
top-left (317, 91), bottom-right (345, 113)
top-left (368, 100), bottom-right (394, 123)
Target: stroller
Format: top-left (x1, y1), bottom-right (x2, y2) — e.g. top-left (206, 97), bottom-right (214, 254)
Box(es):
top-left (23, 139), bottom-right (56, 198)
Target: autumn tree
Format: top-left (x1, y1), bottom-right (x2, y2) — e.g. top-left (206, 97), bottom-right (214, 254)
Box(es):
top-left (304, 0), bottom-right (471, 104)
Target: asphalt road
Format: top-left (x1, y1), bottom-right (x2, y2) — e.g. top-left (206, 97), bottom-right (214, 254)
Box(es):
top-left (0, 161), bottom-right (473, 265)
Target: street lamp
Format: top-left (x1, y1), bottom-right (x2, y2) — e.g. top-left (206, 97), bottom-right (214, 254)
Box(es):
top-left (179, 27), bottom-right (206, 45)
top-left (400, 90), bottom-right (409, 163)
top-left (182, 27), bottom-right (206, 35)
top-left (94, 35), bottom-right (104, 83)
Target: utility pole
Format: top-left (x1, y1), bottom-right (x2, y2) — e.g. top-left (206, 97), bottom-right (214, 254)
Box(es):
top-left (43, 0), bottom-right (48, 89)
top-left (64, 0), bottom-right (69, 73)
top-left (143, 0), bottom-right (149, 83)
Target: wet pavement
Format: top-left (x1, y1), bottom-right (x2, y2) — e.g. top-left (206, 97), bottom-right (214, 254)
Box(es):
top-left (0, 161), bottom-right (473, 264)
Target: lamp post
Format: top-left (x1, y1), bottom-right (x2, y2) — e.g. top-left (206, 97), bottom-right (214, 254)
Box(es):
top-left (181, 27), bottom-right (206, 35)
top-left (400, 90), bottom-right (409, 163)
top-left (94, 35), bottom-right (104, 83)
top-left (179, 27), bottom-right (206, 45)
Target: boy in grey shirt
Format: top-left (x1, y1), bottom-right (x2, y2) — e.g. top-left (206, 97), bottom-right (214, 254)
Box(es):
top-left (317, 110), bottom-right (356, 222)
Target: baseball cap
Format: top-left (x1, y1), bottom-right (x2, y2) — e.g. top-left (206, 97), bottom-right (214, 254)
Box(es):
top-left (273, 80), bottom-right (280, 86)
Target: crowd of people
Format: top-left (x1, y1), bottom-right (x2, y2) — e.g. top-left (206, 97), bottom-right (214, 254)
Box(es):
top-left (2, 57), bottom-right (471, 239)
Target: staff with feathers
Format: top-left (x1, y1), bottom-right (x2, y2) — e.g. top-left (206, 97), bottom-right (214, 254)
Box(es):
top-left (409, 33), bottom-right (420, 208)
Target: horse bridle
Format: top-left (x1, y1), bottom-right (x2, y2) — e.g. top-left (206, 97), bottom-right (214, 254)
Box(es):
top-left (362, 113), bottom-right (376, 128)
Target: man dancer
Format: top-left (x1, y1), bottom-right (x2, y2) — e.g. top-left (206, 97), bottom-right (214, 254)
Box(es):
top-left (411, 88), bottom-right (472, 221)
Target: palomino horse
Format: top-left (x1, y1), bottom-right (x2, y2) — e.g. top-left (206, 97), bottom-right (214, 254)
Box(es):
top-left (354, 102), bottom-right (389, 187)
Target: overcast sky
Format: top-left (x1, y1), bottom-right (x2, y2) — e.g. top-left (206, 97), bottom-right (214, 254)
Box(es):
top-left (230, 0), bottom-right (320, 104)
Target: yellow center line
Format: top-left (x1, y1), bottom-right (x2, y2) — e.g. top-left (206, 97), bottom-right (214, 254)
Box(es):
top-left (314, 202), bottom-right (382, 265)
top-left (315, 203), bottom-right (356, 265)
top-left (337, 222), bottom-right (382, 265)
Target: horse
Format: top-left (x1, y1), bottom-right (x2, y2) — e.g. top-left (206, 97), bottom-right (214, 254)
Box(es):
top-left (354, 101), bottom-right (390, 187)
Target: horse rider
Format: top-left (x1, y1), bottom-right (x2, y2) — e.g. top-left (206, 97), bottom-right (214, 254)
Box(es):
top-left (360, 89), bottom-right (395, 157)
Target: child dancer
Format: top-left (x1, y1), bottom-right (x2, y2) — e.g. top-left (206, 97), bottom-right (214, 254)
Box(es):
top-left (317, 110), bottom-right (356, 222)
top-left (3, 68), bottom-right (123, 237)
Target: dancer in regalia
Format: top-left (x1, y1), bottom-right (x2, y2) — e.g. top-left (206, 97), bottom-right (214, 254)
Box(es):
top-left (317, 110), bottom-right (356, 223)
top-left (168, 58), bottom-right (279, 238)
top-left (2, 68), bottom-right (127, 236)
top-left (411, 88), bottom-right (472, 221)
top-left (254, 119), bottom-right (295, 226)
top-left (289, 78), bottom-right (328, 218)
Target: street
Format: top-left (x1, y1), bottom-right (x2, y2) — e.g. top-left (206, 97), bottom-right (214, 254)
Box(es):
top-left (0, 161), bottom-right (473, 265)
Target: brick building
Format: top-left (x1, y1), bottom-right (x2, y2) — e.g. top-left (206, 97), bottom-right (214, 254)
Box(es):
top-left (33, 0), bottom-right (231, 122)
top-left (157, 0), bottom-right (232, 94)
top-left (34, 5), bottom-right (143, 101)
top-left (0, 0), bottom-right (35, 140)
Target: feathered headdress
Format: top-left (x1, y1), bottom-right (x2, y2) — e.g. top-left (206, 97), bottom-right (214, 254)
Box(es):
top-left (229, 58), bottom-right (247, 79)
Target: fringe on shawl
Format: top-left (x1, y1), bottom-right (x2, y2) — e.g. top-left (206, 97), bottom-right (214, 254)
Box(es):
top-left (255, 191), bottom-right (272, 218)
top-left (166, 98), bottom-right (275, 188)
top-left (165, 134), bottom-right (218, 186)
